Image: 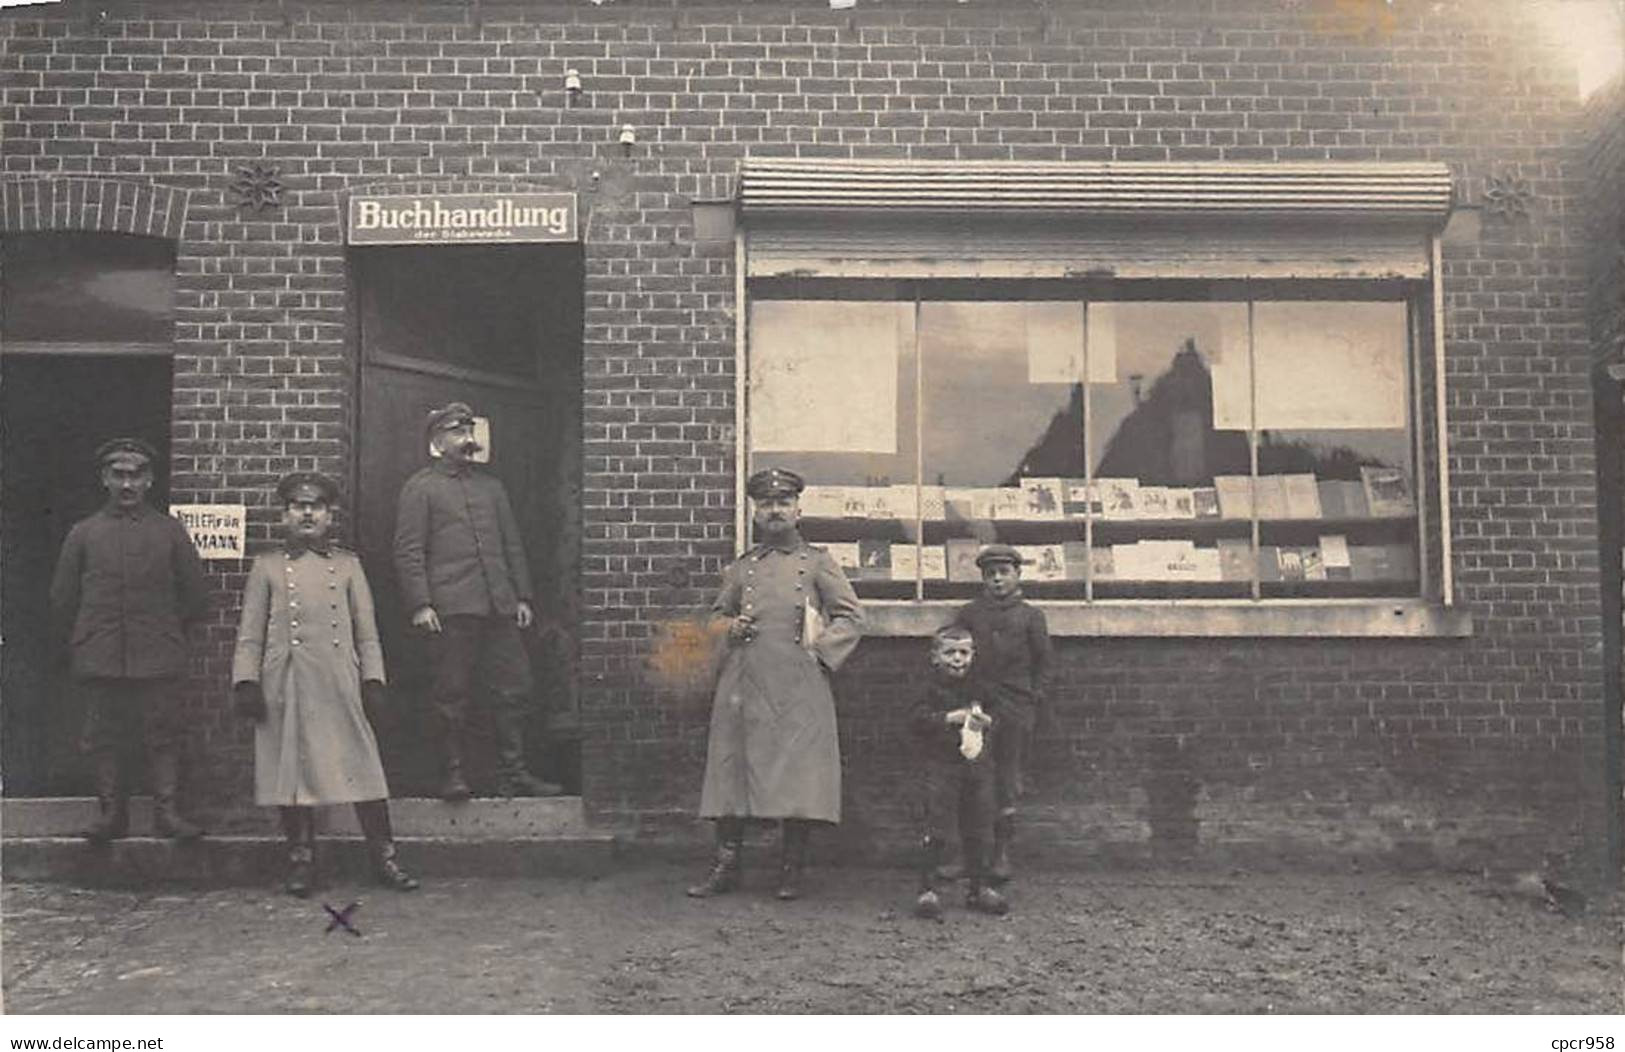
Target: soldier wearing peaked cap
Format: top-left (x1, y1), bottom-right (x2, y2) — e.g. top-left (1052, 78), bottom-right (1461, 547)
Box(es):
top-left (687, 466), bottom-right (867, 902)
top-left (393, 402), bottom-right (560, 801)
top-left (50, 436), bottom-right (209, 843)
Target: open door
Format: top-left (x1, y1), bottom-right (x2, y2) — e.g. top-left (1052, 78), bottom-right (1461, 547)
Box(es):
top-left (353, 243), bottom-right (583, 795)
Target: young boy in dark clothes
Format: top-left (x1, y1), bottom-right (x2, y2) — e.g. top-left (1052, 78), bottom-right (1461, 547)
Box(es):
top-left (953, 543), bottom-right (1052, 884)
top-left (911, 624), bottom-right (1008, 919)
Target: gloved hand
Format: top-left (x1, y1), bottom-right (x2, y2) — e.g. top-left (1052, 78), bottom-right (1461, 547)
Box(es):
top-left (233, 681), bottom-right (267, 722)
top-left (361, 680), bottom-right (387, 731)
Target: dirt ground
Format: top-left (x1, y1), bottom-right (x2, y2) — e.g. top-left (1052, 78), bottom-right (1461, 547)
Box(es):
top-left (3, 862), bottom-right (1621, 1014)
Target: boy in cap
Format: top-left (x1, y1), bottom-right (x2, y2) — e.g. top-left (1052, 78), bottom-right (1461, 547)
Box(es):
top-left (688, 466), bottom-right (866, 901)
top-left (232, 473), bottom-right (418, 896)
top-left (910, 624), bottom-right (1008, 919)
top-left (952, 543), bottom-right (1052, 884)
top-left (50, 437), bottom-right (209, 842)
top-left (394, 402), bottom-right (558, 800)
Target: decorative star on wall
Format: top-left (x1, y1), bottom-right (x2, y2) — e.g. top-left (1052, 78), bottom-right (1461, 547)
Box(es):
top-left (1482, 169), bottom-right (1533, 221)
top-left (231, 162), bottom-right (284, 213)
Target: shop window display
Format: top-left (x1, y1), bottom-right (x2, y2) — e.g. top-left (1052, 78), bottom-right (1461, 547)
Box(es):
top-left (748, 285), bottom-right (1423, 603)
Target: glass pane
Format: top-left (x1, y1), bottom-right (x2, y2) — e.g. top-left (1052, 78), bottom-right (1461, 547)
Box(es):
top-left (1087, 302), bottom-right (1253, 598)
top-left (355, 244), bottom-right (572, 381)
top-left (920, 301), bottom-right (1086, 600)
top-left (2, 232), bottom-right (174, 344)
top-left (747, 299), bottom-right (917, 600)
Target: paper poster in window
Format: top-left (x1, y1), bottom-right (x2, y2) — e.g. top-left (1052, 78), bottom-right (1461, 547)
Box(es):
top-left (1249, 301), bottom-right (1408, 431)
top-left (1027, 302), bottom-right (1115, 384)
top-left (750, 300), bottom-right (903, 453)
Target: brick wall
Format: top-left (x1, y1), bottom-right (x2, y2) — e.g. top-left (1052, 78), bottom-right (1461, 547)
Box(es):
top-left (0, 0), bottom-right (1610, 872)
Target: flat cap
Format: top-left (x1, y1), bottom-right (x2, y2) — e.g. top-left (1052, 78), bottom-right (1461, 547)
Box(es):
top-left (746, 467), bottom-right (805, 499)
top-left (974, 543), bottom-right (1025, 569)
top-left (424, 401), bottom-right (477, 441)
top-left (94, 437), bottom-right (158, 466)
top-left (275, 471), bottom-right (340, 505)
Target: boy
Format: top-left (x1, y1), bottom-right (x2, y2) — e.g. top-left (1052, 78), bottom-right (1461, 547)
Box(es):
top-left (232, 472), bottom-right (418, 896)
top-left (50, 437), bottom-right (209, 842)
top-left (953, 544), bottom-right (1052, 884)
top-left (912, 624), bottom-right (1007, 918)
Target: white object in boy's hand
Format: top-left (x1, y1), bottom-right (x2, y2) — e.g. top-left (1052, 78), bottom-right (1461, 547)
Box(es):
top-left (960, 703), bottom-right (987, 760)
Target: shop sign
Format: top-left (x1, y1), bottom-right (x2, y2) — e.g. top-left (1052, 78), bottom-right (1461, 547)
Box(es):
top-left (347, 192), bottom-right (578, 245)
top-left (171, 504), bottom-right (247, 561)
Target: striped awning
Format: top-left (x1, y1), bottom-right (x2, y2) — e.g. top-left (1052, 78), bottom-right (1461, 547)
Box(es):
top-left (738, 159), bottom-right (1454, 223)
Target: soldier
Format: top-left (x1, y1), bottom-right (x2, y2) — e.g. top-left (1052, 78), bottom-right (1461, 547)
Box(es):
top-left (687, 467), bottom-right (866, 901)
top-left (50, 437), bottom-right (208, 842)
top-left (232, 473), bottom-right (418, 896)
top-left (393, 402), bottom-right (558, 801)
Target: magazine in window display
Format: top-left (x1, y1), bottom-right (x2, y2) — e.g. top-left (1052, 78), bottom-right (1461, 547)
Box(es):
top-left (1111, 543), bottom-right (1146, 580)
top-left (1360, 465), bottom-right (1414, 517)
top-left (1138, 485), bottom-right (1173, 519)
top-left (1254, 476), bottom-right (1289, 520)
top-left (1318, 534), bottom-right (1352, 579)
top-left (1165, 488), bottom-right (1197, 518)
top-left (890, 544), bottom-right (919, 582)
top-left (1063, 479), bottom-right (1102, 518)
top-left (920, 546), bottom-right (947, 581)
top-left (1282, 474), bottom-right (1322, 519)
top-left (824, 541), bottom-right (862, 578)
top-left (1217, 538), bottom-right (1252, 582)
top-left (799, 485), bottom-right (847, 519)
top-left (1317, 479), bottom-right (1350, 518)
top-left (1020, 544), bottom-right (1068, 582)
top-left (1257, 545), bottom-right (1284, 582)
top-left (992, 487), bottom-right (1028, 521)
top-left (945, 538), bottom-right (982, 583)
top-left (1277, 547), bottom-right (1307, 582)
top-left (857, 538), bottom-right (891, 578)
top-left (1192, 547), bottom-right (1223, 582)
top-left (920, 485), bottom-right (947, 521)
top-left (1213, 475), bottom-right (1253, 519)
top-left (1097, 478), bottom-right (1141, 520)
top-left (1089, 545), bottom-right (1116, 581)
top-left (944, 488), bottom-right (976, 521)
top-left (1301, 546), bottom-right (1327, 582)
top-left (1019, 477), bottom-right (1066, 520)
top-left (840, 488), bottom-right (870, 518)
top-left (1192, 486), bottom-right (1221, 518)
top-left (1062, 541), bottom-right (1090, 580)
top-left (866, 485), bottom-right (902, 520)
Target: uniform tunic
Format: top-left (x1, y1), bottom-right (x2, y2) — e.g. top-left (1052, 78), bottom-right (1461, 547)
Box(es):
top-left (698, 535), bottom-right (865, 823)
top-left (392, 460), bottom-right (533, 618)
top-left (231, 546), bottom-right (391, 806)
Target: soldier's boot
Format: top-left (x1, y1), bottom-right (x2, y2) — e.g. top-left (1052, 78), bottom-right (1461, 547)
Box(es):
top-left (988, 814), bottom-right (1014, 886)
top-left (492, 699), bottom-right (562, 797)
top-left (775, 819), bottom-right (811, 901)
top-left (149, 747), bottom-right (204, 840)
top-left (686, 818), bottom-right (744, 898)
top-left (913, 836), bottom-right (946, 920)
top-left (355, 799), bottom-right (420, 892)
top-left (279, 807), bottom-right (316, 898)
top-left (438, 732), bottom-right (472, 802)
top-left (81, 748), bottom-right (130, 844)
top-left (963, 837), bottom-right (1009, 915)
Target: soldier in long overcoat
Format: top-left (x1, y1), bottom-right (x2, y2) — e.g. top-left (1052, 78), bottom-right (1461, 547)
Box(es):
top-left (232, 473), bottom-right (417, 896)
top-left (688, 467), bottom-right (865, 901)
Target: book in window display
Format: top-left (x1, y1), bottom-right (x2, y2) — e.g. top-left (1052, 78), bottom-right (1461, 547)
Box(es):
top-left (1214, 475), bottom-right (1252, 520)
top-left (1216, 537), bottom-right (1252, 582)
top-left (920, 546), bottom-right (947, 581)
top-left (857, 538), bottom-right (891, 579)
top-left (890, 544), bottom-right (919, 582)
top-left (1318, 534), bottom-right (1352, 580)
top-left (945, 538), bottom-right (982, 583)
top-left (1137, 485), bottom-right (1173, 519)
top-left (1089, 545), bottom-right (1115, 581)
top-left (1282, 474), bottom-right (1322, 519)
top-left (1360, 466), bottom-right (1415, 517)
top-left (839, 488), bottom-right (869, 519)
top-left (1020, 544), bottom-right (1067, 582)
top-left (919, 485), bottom-right (947, 521)
top-left (1192, 487), bottom-right (1221, 519)
top-left (1063, 480), bottom-right (1101, 519)
top-left (1097, 478), bottom-right (1141, 520)
top-left (1253, 476), bottom-right (1289, 520)
top-left (1062, 541), bottom-right (1090, 580)
top-left (992, 487), bottom-right (1028, 521)
top-left (1019, 478), bottom-right (1066, 520)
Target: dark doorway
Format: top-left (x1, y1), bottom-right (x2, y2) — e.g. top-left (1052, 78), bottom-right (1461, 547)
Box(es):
top-left (353, 243), bottom-right (584, 796)
top-left (0, 354), bottom-right (173, 795)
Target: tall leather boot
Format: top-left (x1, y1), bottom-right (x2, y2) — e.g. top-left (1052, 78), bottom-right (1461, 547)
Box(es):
top-left (149, 747), bottom-right (204, 840)
top-left (493, 697), bottom-right (561, 797)
top-left (439, 726), bottom-right (471, 802)
top-left (963, 835), bottom-right (1010, 915)
top-left (913, 836), bottom-right (945, 920)
top-left (775, 819), bottom-right (811, 901)
top-left (354, 799), bottom-right (420, 892)
top-left (81, 748), bottom-right (129, 844)
top-left (989, 814), bottom-right (1014, 885)
top-left (279, 807), bottom-right (316, 897)
top-left (686, 817), bottom-right (744, 898)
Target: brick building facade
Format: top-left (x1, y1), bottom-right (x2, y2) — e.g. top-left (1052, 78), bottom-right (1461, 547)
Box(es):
top-left (1, 0), bottom-right (1617, 876)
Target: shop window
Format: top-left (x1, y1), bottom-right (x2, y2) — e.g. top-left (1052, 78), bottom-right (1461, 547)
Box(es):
top-left (2, 232), bottom-right (174, 347)
top-left (748, 283), bottom-right (1425, 604)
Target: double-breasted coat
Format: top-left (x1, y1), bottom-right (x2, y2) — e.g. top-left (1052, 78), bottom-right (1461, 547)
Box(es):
top-left (231, 546), bottom-right (391, 806)
top-left (698, 535), bottom-right (865, 823)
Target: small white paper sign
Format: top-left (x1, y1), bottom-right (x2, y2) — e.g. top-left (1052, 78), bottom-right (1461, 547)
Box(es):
top-left (170, 504), bottom-right (246, 561)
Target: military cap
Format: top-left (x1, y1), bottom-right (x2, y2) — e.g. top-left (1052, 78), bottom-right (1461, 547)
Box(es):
top-left (424, 401), bottom-right (477, 441)
top-left (745, 467), bottom-right (805, 500)
top-left (974, 543), bottom-right (1025, 569)
top-left (275, 471), bottom-right (340, 506)
top-left (94, 437), bottom-right (158, 467)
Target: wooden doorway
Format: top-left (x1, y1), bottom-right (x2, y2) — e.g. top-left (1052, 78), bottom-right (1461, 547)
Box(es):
top-left (353, 243), bottom-right (583, 795)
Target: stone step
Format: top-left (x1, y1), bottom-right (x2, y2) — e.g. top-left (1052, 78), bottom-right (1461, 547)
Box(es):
top-left (3, 796), bottom-right (594, 839)
top-left (1, 834), bottom-right (616, 888)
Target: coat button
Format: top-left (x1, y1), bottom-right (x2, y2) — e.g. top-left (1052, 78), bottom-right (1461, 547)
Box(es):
top-left (291, 639), bottom-right (301, 646)
top-left (291, 620), bottom-right (299, 627)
